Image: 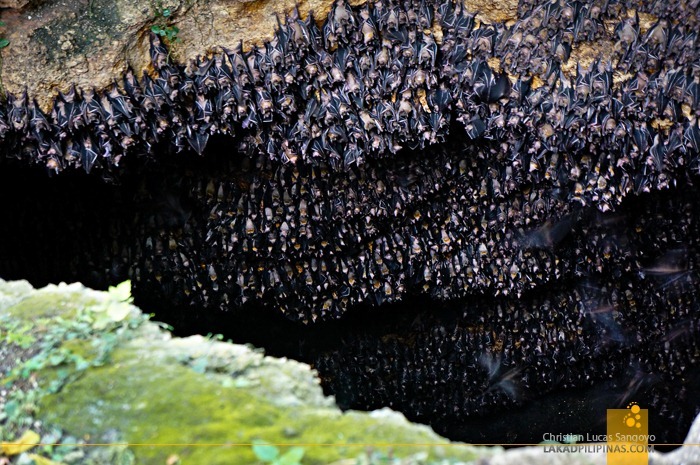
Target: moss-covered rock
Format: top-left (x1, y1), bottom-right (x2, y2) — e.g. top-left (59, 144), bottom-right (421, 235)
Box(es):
top-left (0, 279), bottom-right (493, 464)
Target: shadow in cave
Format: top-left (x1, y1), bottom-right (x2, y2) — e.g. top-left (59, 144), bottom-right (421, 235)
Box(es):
top-left (0, 137), bottom-right (698, 450)
top-left (135, 275), bottom-right (699, 450)
top-left (0, 156), bottom-right (133, 289)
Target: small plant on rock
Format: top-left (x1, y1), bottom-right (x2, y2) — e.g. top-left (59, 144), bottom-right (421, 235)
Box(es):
top-left (151, 1), bottom-right (180, 53)
top-left (0, 22), bottom-right (8, 50)
top-left (0, 21), bottom-right (9, 99)
top-left (252, 440), bottom-right (305, 465)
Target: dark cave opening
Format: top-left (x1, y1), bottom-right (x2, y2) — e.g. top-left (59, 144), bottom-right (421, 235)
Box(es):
top-left (0, 137), bottom-right (698, 450)
top-left (0, 157), bottom-right (130, 289)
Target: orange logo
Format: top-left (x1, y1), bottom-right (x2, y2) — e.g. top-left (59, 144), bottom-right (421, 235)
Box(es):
top-left (606, 403), bottom-right (651, 465)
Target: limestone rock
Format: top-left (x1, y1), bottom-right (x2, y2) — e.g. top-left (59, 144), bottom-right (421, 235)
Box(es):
top-left (0, 0), bottom-right (515, 110)
top-left (0, 1), bottom-right (30, 9)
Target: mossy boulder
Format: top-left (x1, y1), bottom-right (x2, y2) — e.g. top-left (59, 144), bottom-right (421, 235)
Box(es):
top-left (0, 279), bottom-right (493, 464)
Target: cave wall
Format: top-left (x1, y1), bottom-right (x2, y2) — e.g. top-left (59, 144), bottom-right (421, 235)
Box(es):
top-left (0, 0), bottom-right (519, 110)
top-left (1, 0), bottom-right (700, 446)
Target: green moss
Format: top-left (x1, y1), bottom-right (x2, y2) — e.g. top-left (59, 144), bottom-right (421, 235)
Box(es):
top-left (0, 280), bottom-right (35, 311)
top-left (59, 339), bottom-right (99, 361)
top-left (4, 287), bottom-right (100, 322)
top-left (1, 280), bottom-right (486, 465)
top-left (41, 348), bottom-right (284, 464)
top-left (39, 343), bottom-right (480, 465)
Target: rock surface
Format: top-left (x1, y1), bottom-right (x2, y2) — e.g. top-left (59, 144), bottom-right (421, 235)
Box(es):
top-left (0, 0), bottom-right (518, 109)
top-left (0, 278), bottom-right (491, 464)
